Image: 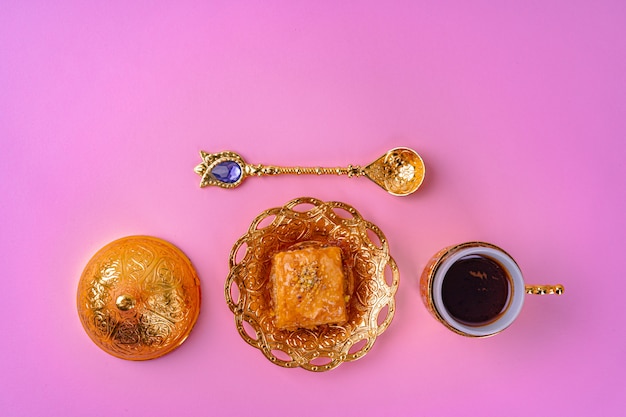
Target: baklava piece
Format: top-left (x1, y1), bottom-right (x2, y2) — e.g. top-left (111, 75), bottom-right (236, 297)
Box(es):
top-left (270, 246), bottom-right (347, 330)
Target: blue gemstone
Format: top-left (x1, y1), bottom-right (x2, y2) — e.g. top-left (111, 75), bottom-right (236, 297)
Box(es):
top-left (211, 161), bottom-right (242, 183)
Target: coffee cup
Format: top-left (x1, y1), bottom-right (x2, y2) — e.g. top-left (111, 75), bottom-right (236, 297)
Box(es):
top-left (420, 241), bottom-right (563, 337)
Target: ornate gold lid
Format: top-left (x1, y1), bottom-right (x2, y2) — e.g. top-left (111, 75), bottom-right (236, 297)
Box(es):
top-left (77, 236), bottom-right (201, 360)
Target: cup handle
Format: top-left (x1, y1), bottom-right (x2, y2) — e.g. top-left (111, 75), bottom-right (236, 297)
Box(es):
top-left (525, 284), bottom-right (564, 295)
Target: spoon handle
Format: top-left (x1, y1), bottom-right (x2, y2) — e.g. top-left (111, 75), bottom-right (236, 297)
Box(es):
top-left (524, 284), bottom-right (565, 295)
top-left (194, 150), bottom-right (366, 189)
top-left (246, 163), bottom-right (364, 177)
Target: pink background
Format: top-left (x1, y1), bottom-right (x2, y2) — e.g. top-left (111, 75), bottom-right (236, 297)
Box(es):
top-left (2, 1), bottom-right (625, 416)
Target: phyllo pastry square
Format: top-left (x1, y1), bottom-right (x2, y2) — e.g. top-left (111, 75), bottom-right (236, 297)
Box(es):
top-left (270, 246), bottom-right (347, 330)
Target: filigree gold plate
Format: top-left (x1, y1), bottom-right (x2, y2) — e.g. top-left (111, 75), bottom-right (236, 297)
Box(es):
top-left (225, 197), bottom-right (399, 372)
top-left (77, 236), bottom-right (201, 360)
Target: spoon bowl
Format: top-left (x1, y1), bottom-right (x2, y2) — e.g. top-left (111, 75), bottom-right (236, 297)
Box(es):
top-left (364, 147), bottom-right (425, 196)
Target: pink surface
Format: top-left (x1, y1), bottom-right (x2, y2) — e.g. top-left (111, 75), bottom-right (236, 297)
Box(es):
top-left (1, 1), bottom-right (625, 416)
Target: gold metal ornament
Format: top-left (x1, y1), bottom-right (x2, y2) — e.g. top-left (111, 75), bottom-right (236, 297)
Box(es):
top-left (194, 147), bottom-right (425, 196)
top-left (76, 236), bottom-right (201, 360)
top-left (225, 197), bottom-right (399, 372)
top-left (525, 284), bottom-right (564, 295)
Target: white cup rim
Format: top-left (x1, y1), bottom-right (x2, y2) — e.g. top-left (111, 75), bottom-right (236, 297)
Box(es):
top-left (432, 245), bottom-right (525, 337)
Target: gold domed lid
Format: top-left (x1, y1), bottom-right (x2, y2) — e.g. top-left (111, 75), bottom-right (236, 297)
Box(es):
top-left (77, 236), bottom-right (201, 360)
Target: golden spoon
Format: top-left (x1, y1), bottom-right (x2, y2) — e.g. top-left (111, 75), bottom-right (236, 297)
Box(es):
top-left (194, 147), bottom-right (425, 196)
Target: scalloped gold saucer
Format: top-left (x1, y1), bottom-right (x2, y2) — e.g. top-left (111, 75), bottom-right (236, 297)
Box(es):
top-left (225, 197), bottom-right (399, 372)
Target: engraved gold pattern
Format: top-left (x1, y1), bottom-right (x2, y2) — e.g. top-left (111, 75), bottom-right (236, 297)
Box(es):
top-left (195, 147), bottom-right (425, 196)
top-left (225, 197), bottom-right (399, 372)
top-left (77, 236), bottom-right (201, 360)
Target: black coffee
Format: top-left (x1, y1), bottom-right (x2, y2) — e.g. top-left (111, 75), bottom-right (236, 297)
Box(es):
top-left (441, 256), bottom-right (509, 324)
